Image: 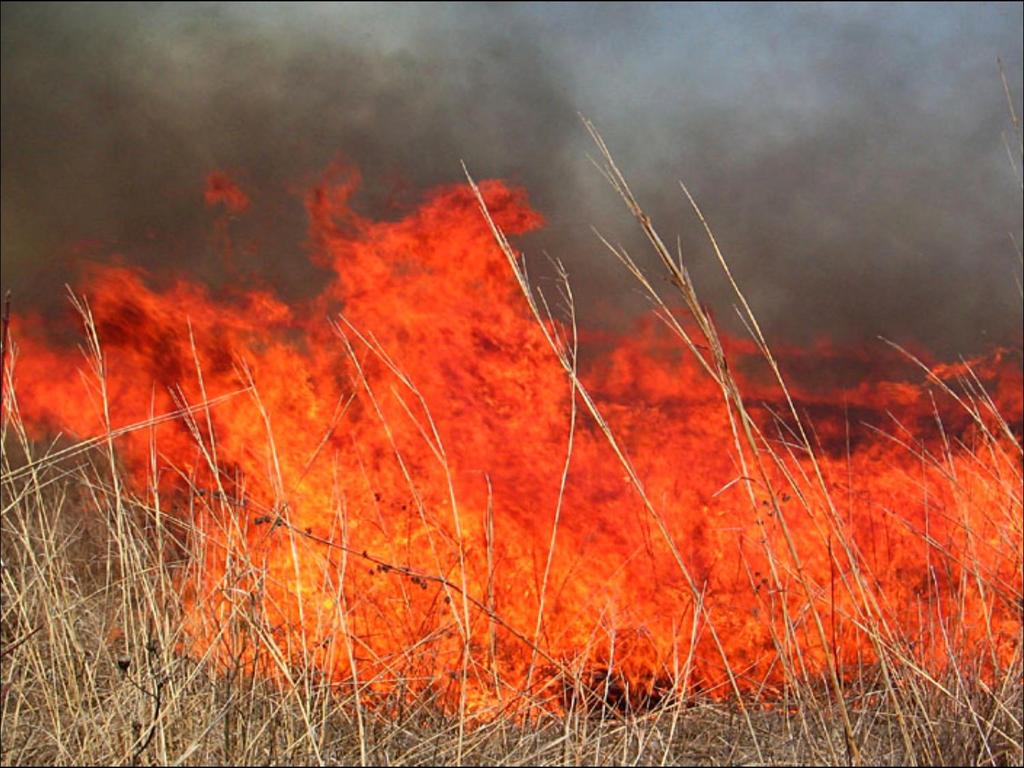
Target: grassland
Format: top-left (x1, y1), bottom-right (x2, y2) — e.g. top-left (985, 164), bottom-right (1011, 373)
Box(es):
top-left (2, 119), bottom-right (1022, 766)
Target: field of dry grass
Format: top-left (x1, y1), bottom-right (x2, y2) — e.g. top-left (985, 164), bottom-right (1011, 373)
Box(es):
top-left (1, 449), bottom-right (1019, 766)
top-left (2, 119), bottom-right (1022, 766)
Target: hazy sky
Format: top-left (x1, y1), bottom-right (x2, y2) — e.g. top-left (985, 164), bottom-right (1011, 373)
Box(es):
top-left (2, 2), bottom-right (1022, 355)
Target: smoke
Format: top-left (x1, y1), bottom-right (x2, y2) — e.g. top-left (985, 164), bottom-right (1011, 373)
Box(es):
top-left (2, 2), bottom-right (1022, 356)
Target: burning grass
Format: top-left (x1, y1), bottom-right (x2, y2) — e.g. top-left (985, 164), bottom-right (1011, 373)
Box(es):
top-left (1, 123), bottom-right (1022, 765)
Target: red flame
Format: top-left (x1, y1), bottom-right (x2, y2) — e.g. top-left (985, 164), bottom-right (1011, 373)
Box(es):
top-left (9, 170), bottom-right (1023, 715)
top-left (205, 171), bottom-right (250, 214)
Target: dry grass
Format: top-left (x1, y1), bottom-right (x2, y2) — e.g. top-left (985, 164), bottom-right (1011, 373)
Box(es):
top-left (1, 451), bottom-right (1016, 767)
top-left (2, 121), bottom-right (1023, 765)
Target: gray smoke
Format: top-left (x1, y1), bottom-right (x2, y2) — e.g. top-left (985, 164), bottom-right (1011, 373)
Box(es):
top-left (2, 2), bottom-right (1022, 357)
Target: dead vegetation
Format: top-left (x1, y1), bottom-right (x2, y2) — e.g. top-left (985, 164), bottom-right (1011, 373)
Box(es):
top-left (2, 118), bottom-right (1022, 766)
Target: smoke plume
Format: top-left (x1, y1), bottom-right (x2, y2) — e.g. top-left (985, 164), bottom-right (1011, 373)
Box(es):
top-left (2, 2), bottom-right (1022, 356)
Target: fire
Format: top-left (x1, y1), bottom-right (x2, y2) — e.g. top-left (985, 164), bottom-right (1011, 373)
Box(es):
top-left (205, 172), bottom-right (251, 214)
top-left (8, 168), bottom-right (1023, 716)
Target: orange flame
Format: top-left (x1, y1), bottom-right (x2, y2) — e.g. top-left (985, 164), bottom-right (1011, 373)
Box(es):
top-left (9, 170), bottom-right (1023, 716)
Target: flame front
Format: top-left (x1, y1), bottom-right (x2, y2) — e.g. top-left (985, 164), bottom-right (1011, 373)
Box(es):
top-left (10, 170), bottom-right (1023, 716)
